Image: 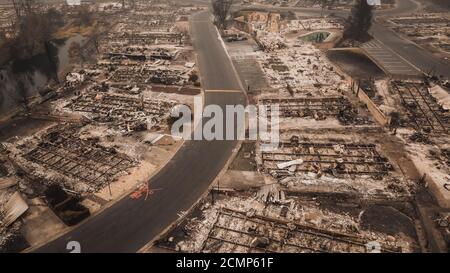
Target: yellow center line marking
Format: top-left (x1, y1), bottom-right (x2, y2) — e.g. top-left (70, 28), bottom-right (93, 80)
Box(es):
top-left (205, 89), bottom-right (242, 93)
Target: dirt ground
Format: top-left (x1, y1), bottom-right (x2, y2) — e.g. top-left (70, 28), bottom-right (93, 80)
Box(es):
top-left (229, 142), bottom-right (257, 171)
top-left (327, 49), bottom-right (386, 79)
top-left (0, 117), bottom-right (55, 142)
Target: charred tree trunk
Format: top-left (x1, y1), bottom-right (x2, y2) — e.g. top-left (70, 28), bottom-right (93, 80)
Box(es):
top-left (211, 0), bottom-right (234, 32)
top-left (343, 0), bottom-right (374, 42)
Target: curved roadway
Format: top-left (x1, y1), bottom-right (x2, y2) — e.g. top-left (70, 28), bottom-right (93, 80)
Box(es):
top-left (246, 0), bottom-right (450, 78)
top-left (34, 0), bottom-right (448, 253)
top-left (35, 10), bottom-right (245, 253)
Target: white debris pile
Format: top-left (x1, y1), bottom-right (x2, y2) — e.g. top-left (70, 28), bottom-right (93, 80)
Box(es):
top-left (66, 72), bottom-right (85, 83)
top-left (175, 202), bottom-right (221, 252)
top-left (173, 195), bottom-right (412, 253)
top-left (255, 184), bottom-right (292, 204)
top-left (277, 173), bottom-right (412, 198)
top-left (257, 32), bottom-right (287, 52)
top-left (99, 2), bottom-right (123, 11)
top-left (285, 18), bottom-right (343, 33)
top-left (277, 159), bottom-right (304, 171)
top-left (277, 116), bottom-right (344, 129)
top-left (76, 124), bottom-right (176, 161)
top-left (429, 85), bottom-right (450, 110)
top-left (256, 41), bottom-right (348, 97)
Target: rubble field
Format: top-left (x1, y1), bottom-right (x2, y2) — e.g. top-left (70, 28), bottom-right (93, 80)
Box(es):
top-left (157, 191), bottom-right (419, 253)
top-left (16, 124), bottom-right (136, 193)
top-left (246, 0), bottom-right (393, 10)
top-left (64, 91), bottom-right (177, 131)
top-left (151, 8), bottom-right (445, 253)
top-left (256, 44), bottom-right (349, 97)
top-left (387, 14), bottom-right (450, 57)
top-left (260, 96), bottom-right (372, 126)
top-left (254, 130), bottom-right (417, 199)
top-left (0, 0), bottom-right (201, 252)
top-left (390, 81), bottom-right (450, 135)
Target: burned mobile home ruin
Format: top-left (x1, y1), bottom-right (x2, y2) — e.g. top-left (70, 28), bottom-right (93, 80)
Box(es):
top-left (153, 2), bottom-right (450, 254)
top-left (1, 0), bottom-right (450, 254)
top-left (0, 0), bottom-right (200, 252)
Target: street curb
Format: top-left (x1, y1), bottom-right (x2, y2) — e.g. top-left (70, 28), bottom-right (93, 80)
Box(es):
top-left (138, 12), bottom-right (250, 253)
top-left (370, 21), bottom-right (424, 75)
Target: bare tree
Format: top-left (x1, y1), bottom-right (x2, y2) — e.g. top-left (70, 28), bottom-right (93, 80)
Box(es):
top-left (69, 42), bottom-right (88, 69)
top-left (10, 0), bottom-right (36, 18)
top-left (320, 0), bottom-right (336, 17)
top-left (8, 0), bottom-right (61, 58)
top-left (23, 0), bottom-right (36, 15)
top-left (15, 75), bottom-right (30, 112)
top-left (11, 0), bottom-right (23, 19)
top-left (17, 11), bottom-right (53, 57)
top-left (76, 5), bottom-right (93, 26)
top-left (91, 28), bottom-right (101, 54)
top-left (211, 0), bottom-right (234, 32)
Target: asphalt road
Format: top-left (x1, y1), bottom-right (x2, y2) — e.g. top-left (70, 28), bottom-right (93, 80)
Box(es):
top-left (371, 0), bottom-right (450, 78)
top-left (32, 0), bottom-right (448, 253)
top-left (245, 0), bottom-right (450, 79)
top-left (370, 23), bottom-right (450, 78)
top-left (360, 39), bottom-right (422, 77)
top-left (35, 10), bottom-right (245, 253)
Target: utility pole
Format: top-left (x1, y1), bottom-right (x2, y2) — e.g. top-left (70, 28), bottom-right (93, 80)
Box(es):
top-left (108, 181), bottom-right (112, 198)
